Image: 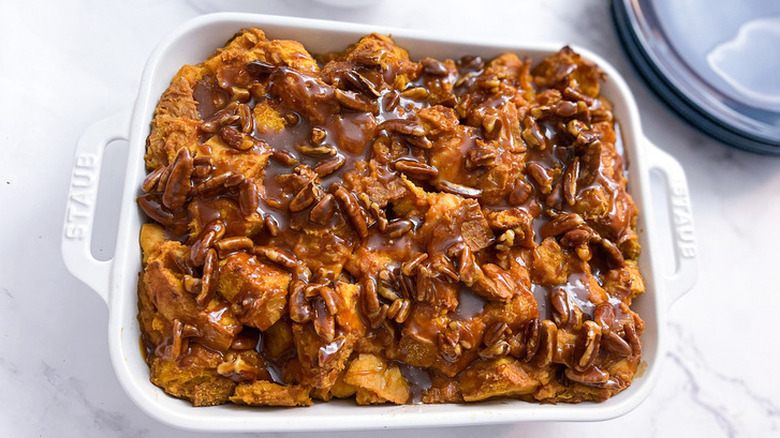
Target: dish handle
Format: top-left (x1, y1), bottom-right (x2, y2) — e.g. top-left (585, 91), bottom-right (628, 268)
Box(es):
top-left (644, 139), bottom-right (698, 309)
top-left (62, 110), bottom-right (131, 304)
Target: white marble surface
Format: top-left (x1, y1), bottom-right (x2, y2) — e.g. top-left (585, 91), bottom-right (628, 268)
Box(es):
top-left (2, 0), bottom-right (779, 436)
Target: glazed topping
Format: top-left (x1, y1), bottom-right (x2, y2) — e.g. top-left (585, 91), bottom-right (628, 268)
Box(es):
top-left (137, 28), bottom-right (645, 407)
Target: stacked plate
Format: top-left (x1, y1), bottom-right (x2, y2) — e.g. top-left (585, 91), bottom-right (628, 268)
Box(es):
top-left (612, 0), bottom-right (780, 154)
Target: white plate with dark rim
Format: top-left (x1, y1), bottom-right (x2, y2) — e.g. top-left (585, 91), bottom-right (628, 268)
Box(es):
top-left (61, 12), bottom-right (697, 432)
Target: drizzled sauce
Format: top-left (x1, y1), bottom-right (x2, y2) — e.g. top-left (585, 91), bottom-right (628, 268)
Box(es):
top-left (532, 284), bottom-right (550, 319)
top-left (397, 363), bottom-right (433, 404)
top-left (138, 32), bottom-right (644, 406)
top-left (453, 285), bottom-right (487, 320)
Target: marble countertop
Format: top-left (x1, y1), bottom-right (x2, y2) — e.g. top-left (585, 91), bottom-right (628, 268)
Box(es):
top-left (2, 0), bottom-right (779, 436)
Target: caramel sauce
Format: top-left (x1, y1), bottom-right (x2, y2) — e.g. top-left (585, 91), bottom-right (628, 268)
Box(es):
top-left (453, 285), bottom-right (487, 320)
top-left (138, 32), bottom-right (644, 406)
top-left (397, 362), bottom-right (433, 404)
top-left (193, 78), bottom-right (228, 119)
top-left (560, 272), bottom-right (596, 317)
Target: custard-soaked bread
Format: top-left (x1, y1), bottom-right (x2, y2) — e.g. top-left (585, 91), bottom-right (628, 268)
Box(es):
top-left (137, 28), bottom-right (645, 407)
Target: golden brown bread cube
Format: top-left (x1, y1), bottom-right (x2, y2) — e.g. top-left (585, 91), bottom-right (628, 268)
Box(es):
top-left (231, 381), bottom-right (313, 406)
top-left (217, 252), bottom-right (290, 331)
top-left (458, 358), bottom-right (544, 402)
top-left (149, 344), bottom-right (236, 407)
top-left (344, 354), bottom-right (409, 405)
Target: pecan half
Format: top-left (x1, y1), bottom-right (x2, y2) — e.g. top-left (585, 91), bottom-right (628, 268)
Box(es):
top-left (466, 145), bottom-right (497, 169)
top-left (562, 157), bottom-right (579, 206)
top-left (525, 162), bottom-right (553, 195)
top-left (224, 172), bottom-right (245, 188)
top-left (523, 318), bottom-right (541, 362)
top-left (137, 195), bottom-right (176, 225)
top-left (439, 330), bottom-right (462, 362)
top-left (190, 229), bottom-right (217, 267)
top-left (192, 156), bottom-right (212, 179)
top-left (624, 321), bottom-right (642, 356)
top-left (421, 58), bottom-right (449, 76)
top-left (245, 60), bottom-right (275, 77)
top-left (142, 167), bottom-right (165, 193)
top-left (593, 303), bottom-right (615, 334)
top-left (251, 246), bottom-right (299, 272)
top-left (521, 118), bottom-right (545, 149)
top-left (561, 228), bottom-right (595, 248)
top-left (402, 133), bottom-right (433, 150)
top-left (331, 183), bottom-right (368, 238)
top-left (194, 171), bottom-right (232, 195)
top-left (366, 304), bottom-right (388, 329)
top-left (238, 179), bottom-right (259, 216)
top-left (182, 275), bottom-right (201, 295)
top-left (381, 119), bottom-right (426, 137)
top-left (575, 321), bottom-right (602, 372)
top-left (313, 155), bottom-right (346, 177)
top-left (289, 182), bottom-right (317, 213)
top-left (367, 201), bottom-right (388, 232)
top-left (457, 245), bottom-right (482, 286)
top-left (318, 286), bottom-right (341, 316)
top-left (483, 322), bottom-right (509, 347)
top-left (600, 238), bottom-right (625, 268)
top-left (335, 89), bottom-right (377, 113)
top-left (270, 149), bottom-right (298, 166)
top-left (550, 288), bottom-right (571, 328)
top-left (309, 194), bottom-right (336, 225)
top-left (289, 281), bottom-right (311, 323)
top-left (375, 274), bottom-right (397, 301)
top-left (563, 85), bottom-right (594, 105)
top-left (361, 278), bottom-right (381, 314)
top-left (540, 212), bottom-right (585, 238)
top-left (436, 181), bottom-right (482, 198)
top-left (344, 70), bottom-right (381, 97)
top-left (383, 92), bottom-right (400, 112)
top-left (428, 253), bottom-right (459, 283)
top-left (219, 126), bottom-right (254, 151)
top-left (602, 331), bottom-right (633, 357)
top-left (216, 355), bottom-right (258, 380)
top-left (386, 298), bottom-right (411, 323)
top-left (170, 319), bottom-right (197, 360)
top-left (400, 87), bottom-right (430, 100)
top-left (565, 367), bottom-right (610, 386)
top-left (530, 106), bottom-right (552, 120)
top-left (312, 297), bottom-right (335, 343)
top-left (401, 253), bottom-right (428, 277)
top-left (237, 103), bottom-right (253, 133)
top-left (310, 127), bottom-right (327, 145)
top-left (214, 236), bottom-right (254, 257)
top-left (395, 160), bottom-right (438, 180)
top-left (263, 215), bottom-right (280, 237)
top-left (162, 147), bottom-right (193, 209)
top-left (386, 219), bottom-right (413, 238)
top-left (553, 100), bottom-right (577, 118)
top-left (196, 248), bottom-right (218, 306)
top-left (478, 340), bottom-right (510, 360)
top-left (534, 320), bottom-right (558, 366)
top-left (295, 142), bottom-right (337, 157)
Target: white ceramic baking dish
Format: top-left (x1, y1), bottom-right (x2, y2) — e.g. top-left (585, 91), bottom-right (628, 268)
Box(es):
top-left (62, 13), bottom-right (698, 432)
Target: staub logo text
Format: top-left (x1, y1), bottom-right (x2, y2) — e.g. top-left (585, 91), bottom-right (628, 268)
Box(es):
top-left (671, 182), bottom-right (696, 258)
top-left (64, 153), bottom-right (97, 240)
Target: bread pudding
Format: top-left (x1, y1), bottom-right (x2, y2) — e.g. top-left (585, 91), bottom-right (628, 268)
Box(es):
top-left (136, 28), bottom-right (645, 407)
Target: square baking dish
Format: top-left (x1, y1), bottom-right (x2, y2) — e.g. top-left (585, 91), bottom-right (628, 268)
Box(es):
top-left (62, 12), bottom-right (697, 432)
